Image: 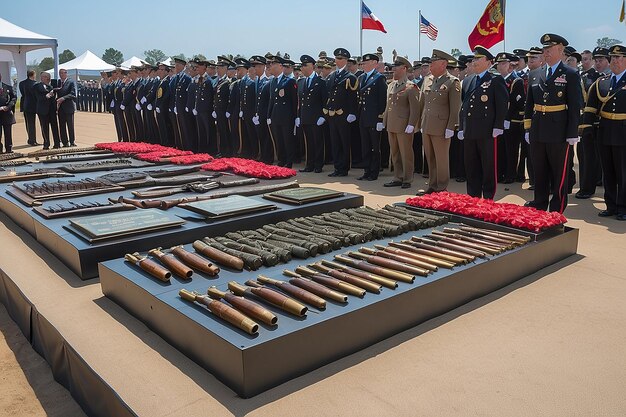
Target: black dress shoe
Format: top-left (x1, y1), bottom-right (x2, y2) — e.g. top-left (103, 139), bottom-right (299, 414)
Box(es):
top-left (384, 180), bottom-right (402, 187)
top-left (52, 145), bottom-right (61, 149)
top-left (365, 176), bottom-right (377, 181)
top-left (328, 171), bottom-right (339, 177)
top-left (455, 177), bottom-right (466, 183)
top-left (314, 168), bottom-right (322, 173)
top-left (70, 143), bottom-right (77, 147)
top-left (598, 210), bottom-right (616, 217)
top-left (357, 174), bottom-right (369, 180)
top-left (617, 214), bottom-right (626, 221)
top-left (401, 182), bottom-right (411, 189)
top-left (528, 185), bottom-right (535, 190)
top-left (524, 201), bottom-right (538, 208)
top-left (299, 168), bottom-right (313, 173)
top-left (575, 191), bottom-right (593, 199)
top-left (43, 146), bottom-right (50, 150)
top-left (335, 172), bottom-right (348, 177)
top-left (416, 188), bottom-right (435, 196)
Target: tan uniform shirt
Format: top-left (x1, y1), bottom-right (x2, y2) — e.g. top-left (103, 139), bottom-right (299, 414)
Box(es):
top-left (383, 76), bottom-right (421, 133)
top-left (419, 72), bottom-right (462, 135)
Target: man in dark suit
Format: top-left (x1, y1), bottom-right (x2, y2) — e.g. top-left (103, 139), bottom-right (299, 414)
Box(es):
top-left (18, 70), bottom-right (38, 145)
top-left (0, 73), bottom-right (17, 153)
top-left (356, 53), bottom-right (387, 181)
top-left (458, 46), bottom-right (508, 199)
top-left (267, 55), bottom-right (298, 167)
top-left (523, 34), bottom-right (583, 213)
top-left (34, 72), bottom-right (61, 149)
top-left (56, 69), bottom-right (77, 146)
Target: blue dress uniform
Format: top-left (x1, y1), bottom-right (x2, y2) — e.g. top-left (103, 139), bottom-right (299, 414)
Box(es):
top-left (459, 48), bottom-right (508, 199)
top-left (184, 71), bottom-right (199, 152)
top-left (516, 48), bottom-right (539, 185)
top-left (122, 72), bottom-right (138, 141)
top-left (267, 56), bottom-right (298, 167)
top-left (134, 74), bottom-right (147, 141)
top-left (297, 55), bottom-right (327, 172)
top-left (194, 66), bottom-right (215, 154)
top-left (581, 45), bottom-right (626, 219)
top-left (0, 81), bottom-right (17, 152)
top-left (168, 61), bottom-right (183, 148)
top-left (524, 34), bottom-right (583, 213)
top-left (325, 48), bottom-right (359, 176)
top-left (174, 67), bottom-right (192, 150)
top-left (228, 59), bottom-right (248, 156)
top-left (241, 56), bottom-right (263, 159)
top-left (356, 53), bottom-right (387, 180)
top-left (113, 74), bottom-right (129, 142)
top-left (143, 70), bottom-right (160, 144)
top-left (255, 71), bottom-right (273, 163)
top-left (214, 57), bottom-right (233, 156)
top-left (155, 70), bottom-right (173, 146)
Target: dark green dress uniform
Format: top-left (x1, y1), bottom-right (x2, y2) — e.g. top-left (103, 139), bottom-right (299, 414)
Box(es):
top-left (581, 45), bottom-right (626, 219)
top-left (524, 34), bottom-right (583, 213)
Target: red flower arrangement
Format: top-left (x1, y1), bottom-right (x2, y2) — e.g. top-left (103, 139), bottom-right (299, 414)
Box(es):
top-left (169, 153), bottom-right (215, 165)
top-left (95, 142), bottom-right (174, 154)
top-left (406, 192), bottom-right (567, 232)
top-left (201, 158), bottom-right (297, 179)
top-left (134, 149), bottom-right (193, 162)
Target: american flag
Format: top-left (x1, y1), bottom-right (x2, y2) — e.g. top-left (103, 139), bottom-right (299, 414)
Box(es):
top-left (420, 14), bottom-right (438, 41)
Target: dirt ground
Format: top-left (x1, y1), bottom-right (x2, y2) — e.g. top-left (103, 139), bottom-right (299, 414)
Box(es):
top-left (1, 111), bottom-right (625, 417)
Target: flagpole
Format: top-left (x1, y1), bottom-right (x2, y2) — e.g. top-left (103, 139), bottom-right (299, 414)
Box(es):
top-left (502, 0), bottom-right (506, 51)
top-left (418, 10), bottom-right (421, 59)
top-left (359, 0), bottom-right (363, 58)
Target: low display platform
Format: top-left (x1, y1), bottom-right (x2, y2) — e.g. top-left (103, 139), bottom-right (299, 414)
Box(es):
top-left (99, 209), bottom-right (578, 397)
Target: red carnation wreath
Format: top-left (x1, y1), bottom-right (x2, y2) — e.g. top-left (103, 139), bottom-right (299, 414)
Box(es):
top-left (201, 158), bottom-right (297, 179)
top-left (406, 192), bottom-right (567, 232)
top-left (169, 153), bottom-right (215, 165)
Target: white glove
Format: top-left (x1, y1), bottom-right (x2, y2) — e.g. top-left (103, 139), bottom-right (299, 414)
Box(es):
top-left (316, 117), bottom-right (325, 126)
top-left (211, 111), bottom-right (217, 118)
top-left (120, 104), bottom-right (125, 111)
top-left (239, 111), bottom-right (243, 118)
top-left (110, 100), bottom-right (114, 108)
top-left (405, 125), bottom-right (415, 134)
top-left (135, 103), bottom-right (141, 111)
top-left (458, 131), bottom-right (464, 140)
top-left (192, 108), bottom-right (198, 116)
top-left (226, 112), bottom-right (231, 118)
top-left (566, 137), bottom-right (580, 145)
top-left (504, 120), bottom-right (511, 130)
top-left (156, 107), bottom-right (160, 114)
top-left (267, 118), bottom-right (272, 125)
top-left (376, 122), bottom-right (384, 132)
top-left (524, 132), bottom-right (530, 144)
top-left (185, 106), bottom-right (189, 112)
top-left (147, 104), bottom-right (153, 111)
top-left (140, 97), bottom-right (147, 104)
top-left (492, 128), bottom-right (504, 137)
top-left (253, 116), bottom-right (260, 126)
top-left (174, 106), bottom-right (178, 115)
top-left (346, 114), bottom-right (357, 123)
top-left (444, 129), bottom-right (454, 139)
top-left (295, 117), bottom-right (301, 128)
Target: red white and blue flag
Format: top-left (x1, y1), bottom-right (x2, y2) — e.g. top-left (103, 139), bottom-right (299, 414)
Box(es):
top-left (420, 14), bottom-right (438, 41)
top-left (361, 2), bottom-right (387, 33)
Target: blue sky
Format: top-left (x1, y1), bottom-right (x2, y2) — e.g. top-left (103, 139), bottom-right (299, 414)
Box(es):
top-left (4, 0), bottom-right (625, 64)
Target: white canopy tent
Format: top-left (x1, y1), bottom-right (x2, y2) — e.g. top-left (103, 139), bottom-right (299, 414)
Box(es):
top-left (0, 17), bottom-right (57, 88)
top-left (120, 56), bottom-right (148, 69)
top-left (46, 50), bottom-right (115, 77)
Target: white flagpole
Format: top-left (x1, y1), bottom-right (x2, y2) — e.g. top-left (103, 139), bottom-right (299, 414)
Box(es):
top-left (418, 10), bottom-right (422, 59)
top-left (360, 0), bottom-right (363, 58)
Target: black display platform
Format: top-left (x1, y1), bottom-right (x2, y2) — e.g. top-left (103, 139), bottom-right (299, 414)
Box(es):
top-left (0, 163), bottom-right (363, 279)
top-left (99, 212), bottom-right (578, 398)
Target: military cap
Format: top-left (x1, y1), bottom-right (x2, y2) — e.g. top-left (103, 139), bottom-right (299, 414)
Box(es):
top-left (458, 55), bottom-right (470, 64)
top-left (420, 57), bottom-right (432, 64)
top-left (362, 53), bottom-right (380, 62)
top-left (264, 52), bottom-right (274, 59)
top-left (412, 60), bottom-right (422, 67)
top-left (540, 33), bottom-right (568, 47)
top-left (430, 49), bottom-right (455, 62)
top-left (327, 57), bottom-right (336, 64)
top-left (149, 65), bottom-right (159, 71)
top-left (446, 59), bottom-right (461, 69)
top-left (513, 49), bottom-right (529, 59)
top-left (300, 54), bottom-right (316, 65)
top-left (105, 71), bottom-right (113, 76)
top-left (235, 58), bottom-right (250, 68)
top-left (173, 57), bottom-right (187, 65)
top-left (217, 56), bottom-right (234, 66)
top-left (318, 51), bottom-right (328, 59)
top-left (347, 57), bottom-right (357, 64)
top-left (195, 60), bottom-right (209, 67)
top-left (564, 46), bottom-right (582, 62)
top-left (315, 60), bottom-right (326, 68)
top-left (294, 63), bottom-right (302, 71)
top-left (206, 60), bottom-right (217, 67)
top-left (609, 44), bottom-right (626, 57)
top-left (281, 57), bottom-right (295, 67)
top-left (333, 48), bottom-right (351, 59)
top-left (249, 55), bottom-right (267, 65)
top-left (473, 46), bottom-right (495, 60)
top-left (265, 54), bottom-right (280, 64)
top-left (495, 52), bottom-right (516, 62)
top-left (526, 47), bottom-right (543, 56)
top-left (392, 56), bottom-right (412, 69)
top-left (592, 47), bottom-right (610, 58)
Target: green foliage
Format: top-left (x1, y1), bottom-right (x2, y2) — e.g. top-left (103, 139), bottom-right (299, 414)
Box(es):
top-left (144, 49), bottom-right (167, 65)
top-left (59, 49), bottom-right (76, 64)
top-left (450, 48), bottom-right (462, 59)
top-left (39, 57), bottom-right (55, 72)
top-left (102, 48), bottom-right (124, 66)
top-left (596, 37), bottom-right (622, 48)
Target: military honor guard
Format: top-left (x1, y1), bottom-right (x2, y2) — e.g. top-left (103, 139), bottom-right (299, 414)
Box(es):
top-left (193, 60), bottom-right (214, 153)
top-left (382, 56), bottom-right (422, 188)
top-left (0, 73), bottom-right (17, 153)
top-left (184, 60), bottom-right (200, 152)
top-left (155, 62), bottom-right (173, 146)
top-left (457, 47), bottom-right (508, 199)
top-left (173, 58), bottom-right (192, 149)
top-left (213, 56), bottom-right (233, 156)
top-left (523, 34), bottom-right (583, 213)
top-left (253, 56), bottom-right (273, 163)
top-left (228, 58), bottom-right (249, 156)
top-left (296, 54), bottom-right (327, 173)
top-left (356, 52), bottom-right (388, 181)
top-left (417, 49), bottom-right (462, 195)
top-left (580, 45), bottom-right (626, 220)
top-left (240, 56), bottom-right (261, 159)
top-left (267, 55), bottom-right (298, 168)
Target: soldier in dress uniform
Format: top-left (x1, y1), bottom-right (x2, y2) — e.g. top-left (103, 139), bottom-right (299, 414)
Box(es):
top-left (458, 47), bottom-right (508, 199)
top-left (228, 58), bottom-right (249, 156)
top-left (154, 62), bottom-right (173, 146)
top-left (416, 49), bottom-right (462, 195)
top-left (183, 60), bottom-right (199, 151)
top-left (0, 73), bottom-right (17, 153)
top-left (193, 60), bottom-right (214, 153)
top-left (523, 34), bottom-right (583, 213)
top-left (296, 54), bottom-right (327, 173)
top-left (580, 45), bottom-right (626, 220)
top-left (496, 52), bottom-right (526, 184)
top-left (121, 67), bottom-right (139, 141)
top-left (267, 55), bottom-right (298, 167)
top-left (325, 48), bottom-right (359, 177)
top-left (213, 56), bottom-right (233, 156)
top-left (143, 65), bottom-right (159, 144)
top-left (447, 58), bottom-right (466, 183)
top-left (173, 58), bottom-right (192, 149)
top-left (355, 53), bottom-right (387, 181)
top-left (241, 56), bottom-right (264, 159)
top-left (113, 69), bottom-right (130, 142)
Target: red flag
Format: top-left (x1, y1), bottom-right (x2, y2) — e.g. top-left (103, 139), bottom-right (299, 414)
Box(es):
top-left (468, 0), bottom-right (505, 50)
top-left (362, 2), bottom-right (387, 33)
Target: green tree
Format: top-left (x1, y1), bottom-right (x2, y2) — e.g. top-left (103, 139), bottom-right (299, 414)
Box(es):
top-left (102, 48), bottom-right (124, 66)
top-left (596, 37), bottom-right (622, 48)
top-left (450, 48), bottom-right (462, 59)
top-left (192, 53), bottom-right (207, 61)
top-left (144, 49), bottom-right (167, 65)
top-left (39, 57), bottom-right (55, 72)
top-left (59, 49), bottom-right (76, 64)
top-left (27, 59), bottom-right (40, 73)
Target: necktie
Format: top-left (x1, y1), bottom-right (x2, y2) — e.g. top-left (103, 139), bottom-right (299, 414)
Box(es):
top-left (610, 76), bottom-right (617, 90)
top-left (307, 76), bottom-right (312, 88)
top-left (199, 76), bottom-right (204, 84)
top-left (547, 67), bottom-right (553, 78)
top-left (255, 78), bottom-right (259, 93)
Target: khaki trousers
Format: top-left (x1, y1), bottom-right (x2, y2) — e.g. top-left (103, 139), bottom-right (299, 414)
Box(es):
top-left (423, 133), bottom-right (450, 191)
top-left (388, 131), bottom-right (415, 183)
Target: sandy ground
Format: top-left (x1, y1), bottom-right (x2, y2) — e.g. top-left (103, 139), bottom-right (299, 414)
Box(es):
top-left (1, 111), bottom-right (625, 416)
